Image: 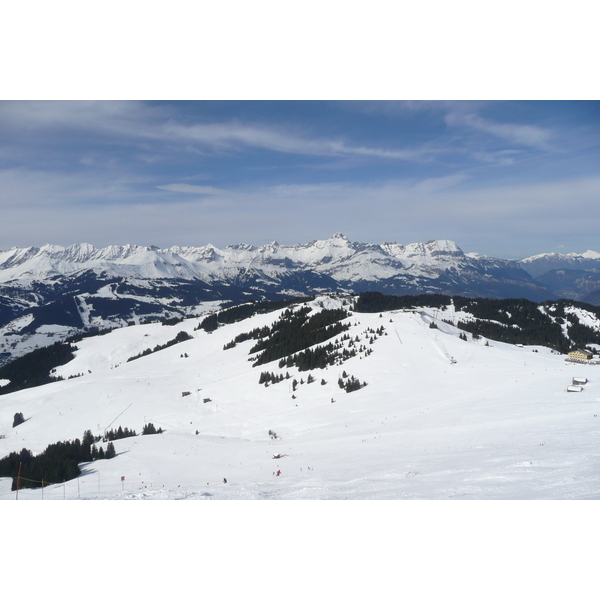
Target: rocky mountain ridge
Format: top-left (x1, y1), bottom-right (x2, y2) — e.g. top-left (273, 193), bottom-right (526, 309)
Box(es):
top-left (1, 234), bottom-right (598, 367)
top-left (0, 234), bottom-right (545, 291)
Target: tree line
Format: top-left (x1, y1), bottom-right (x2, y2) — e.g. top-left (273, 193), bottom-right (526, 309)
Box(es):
top-left (354, 292), bottom-right (600, 352)
top-left (0, 430), bottom-right (116, 491)
top-left (0, 423), bottom-right (163, 491)
top-left (197, 297), bottom-right (311, 333)
top-left (0, 341), bottom-right (77, 396)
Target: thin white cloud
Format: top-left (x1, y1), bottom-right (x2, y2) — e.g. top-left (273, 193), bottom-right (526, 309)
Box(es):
top-left (412, 173), bottom-right (468, 193)
top-left (445, 110), bottom-right (554, 151)
top-left (470, 149), bottom-right (522, 166)
top-left (160, 121), bottom-right (439, 162)
top-left (156, 183), bottom-right (224, 195)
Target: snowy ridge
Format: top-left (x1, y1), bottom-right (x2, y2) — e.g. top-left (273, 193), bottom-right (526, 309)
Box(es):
top-left (521, 250), bottom-right (600, 263)
top-left (0, 235), bottom-right (531, 289)
top-left (519, 249), bottom-right (600, 279)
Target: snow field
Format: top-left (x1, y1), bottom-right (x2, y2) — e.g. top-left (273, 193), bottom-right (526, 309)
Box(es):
top-left (1, 297), bottom-right (599, 500)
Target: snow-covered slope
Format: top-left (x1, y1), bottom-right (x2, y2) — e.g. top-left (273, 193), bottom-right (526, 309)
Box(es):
top-left (2, 295), bottom-right (599, 500)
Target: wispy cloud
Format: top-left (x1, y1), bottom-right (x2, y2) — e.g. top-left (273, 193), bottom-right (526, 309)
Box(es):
top-left (411, 173), bottom-right (468, 193)
top-left (159, 121), bottom-right (441, 162)
top-left (445, 110), bottom-right (554, 151)
top-left (156, 183), bottom-right (224, 195)
top-left (0, 101), bottom-right (446, 164)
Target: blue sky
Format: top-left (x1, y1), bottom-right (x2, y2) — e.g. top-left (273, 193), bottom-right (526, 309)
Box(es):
top-left (0, 100), bottom-right (598, 258)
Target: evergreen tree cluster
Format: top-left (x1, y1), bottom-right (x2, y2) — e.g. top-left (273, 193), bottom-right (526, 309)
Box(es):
top-left (103, 426), bottom-right (137, 441)
top-left (127, 330), bottom-right (193, 362)
top-left (0, 341), bottom-right (77, 396)
top-left (566, 321), bottom-right (600, 349)
top-left (455, 318), bottom-right (569, 351)
top-left (355, 292), bottom-right (600, 353)
top-left (354, 291), bottom-right (450, 313)
top-left (337, 372), bottom-right (365, 393)
top-left (0, 430), bottom-right (117, 491)
top-left (260, 324), bottom-right (382, 380)
top-left (249, 307), bottom-right (351, 367)
top-left (258, 371), bottom-right (290, 385)
top-left (161, 316), bottom-right (184, 326)
top-left (278, 341), bottom-right (346, 371)
top-left (223, 325), bottom-right (272, 350)
top-left (197, 298), bottom-right (310, 333)
top-left (142, 422), bottom-right (163, 435)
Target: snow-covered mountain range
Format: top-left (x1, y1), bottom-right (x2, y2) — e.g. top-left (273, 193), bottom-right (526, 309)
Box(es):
top-left (0, 234), bottom-right (548, 291)
top-left (1, 234), bottom-right (599, 367)
top-left (0, 234), bottom-right (555, 303)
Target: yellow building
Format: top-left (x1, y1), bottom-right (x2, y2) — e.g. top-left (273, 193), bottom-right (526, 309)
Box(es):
top-left (568, 348), bottom-right (594, 361)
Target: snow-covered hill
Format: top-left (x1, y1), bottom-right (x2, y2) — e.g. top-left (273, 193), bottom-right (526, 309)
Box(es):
top-left (2, 295), bottom-right (599, 500)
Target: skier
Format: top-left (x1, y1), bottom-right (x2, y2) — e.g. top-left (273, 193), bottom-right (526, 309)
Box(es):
top-left (276, 470), bottom-right (281, 477)
top-left (223, 478), bottom-right (227, 483)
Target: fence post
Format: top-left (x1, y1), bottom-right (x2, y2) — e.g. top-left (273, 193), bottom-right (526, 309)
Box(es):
top-left (16, 462), bottom-right (22, 500)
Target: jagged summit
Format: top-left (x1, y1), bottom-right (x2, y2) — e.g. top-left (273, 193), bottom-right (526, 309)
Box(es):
top-left (330, 232), bottom-right (349, 240)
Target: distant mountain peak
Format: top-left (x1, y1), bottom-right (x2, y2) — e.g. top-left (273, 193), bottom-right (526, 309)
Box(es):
top-left (519, 248), bottom-right (600, 279)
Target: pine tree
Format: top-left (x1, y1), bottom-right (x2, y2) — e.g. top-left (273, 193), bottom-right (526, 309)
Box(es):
top-left (105, 442), bottom-right (116, 459)
top-left (142, 423), bottom-right (157, 435)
